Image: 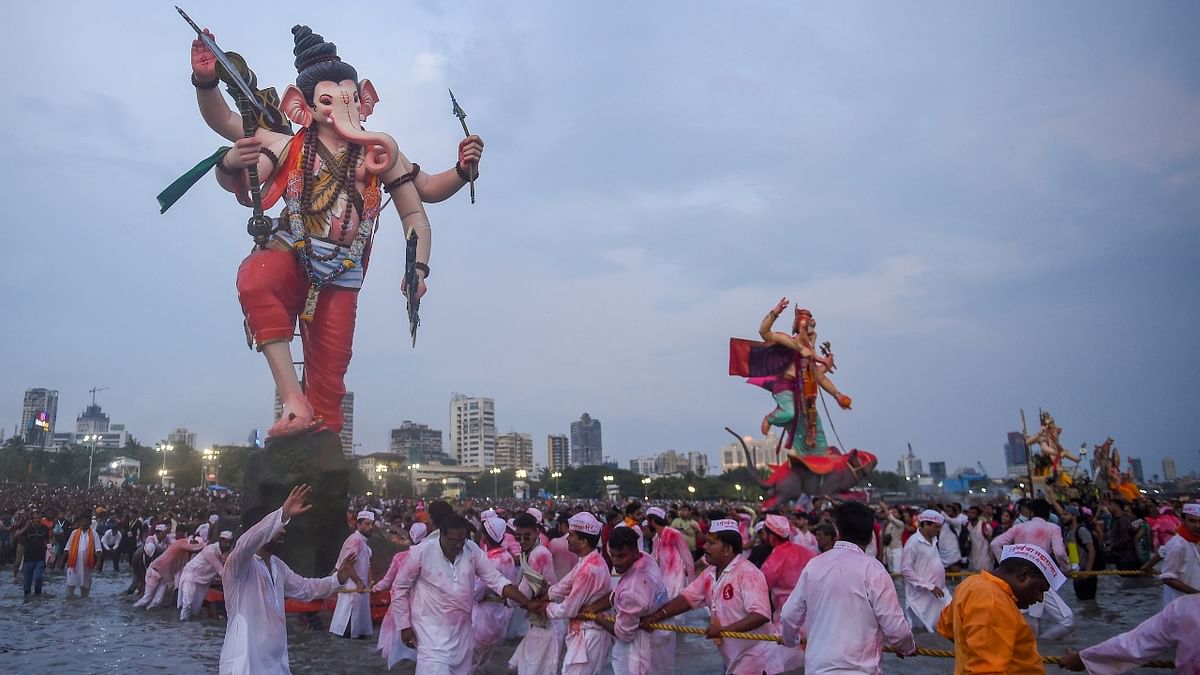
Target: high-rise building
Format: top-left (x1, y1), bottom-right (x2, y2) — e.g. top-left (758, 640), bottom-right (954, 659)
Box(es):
top-left (390, 421), bottom-right (446, 463)
top-left (687, 451), bottom-right (709, 476)
top-left (76, 403), bottom-right (110, 435)
top-left (1163, 458), bottom-right (1178, 482)
top-left (655, 450), bottom-right (688, 476)
top-left (929, 461), bottom-right (947, 483)
top-left (496, 432), bottom-right (534, 470)
top-left (20, 388), bottom-right (58, 448)
top-left (167, 427), bottom-right (197, 449)
top-left (720, 433), bottom-right (780, 473)
top-left (449, 394), bottom-right (496, 468)
top-left (629, 456), bottom-right (656, 475)
top-left (1129, 458), bottom-right (1144, 484)
top-left (340, 392), bottom-right (354, 455)
top-left (897, 443), bottom-right (923, 478)
top-left (546, 434), bottom-right (569, 473)
top-left (1004, 432), bottom-right (1029, 478)
top-left (570, 412), bottom-right (603, 467)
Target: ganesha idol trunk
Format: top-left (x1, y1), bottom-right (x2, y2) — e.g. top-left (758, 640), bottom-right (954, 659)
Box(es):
top-left (241, 430), bottom-right (349, 577)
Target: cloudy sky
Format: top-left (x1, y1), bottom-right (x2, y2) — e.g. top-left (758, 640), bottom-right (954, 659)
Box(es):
top-left (2, 2), bottom-right (1198, 479)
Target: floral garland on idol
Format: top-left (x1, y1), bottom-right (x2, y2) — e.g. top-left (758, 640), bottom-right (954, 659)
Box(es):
top-left (284, 128), bottom-right (381, 321)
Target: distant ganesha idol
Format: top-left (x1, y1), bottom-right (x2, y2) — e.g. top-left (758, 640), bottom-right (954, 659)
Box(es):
top-left (727, 298), bottom-right (876, 507)
top-left (164, 21), bottom-right (482, 442)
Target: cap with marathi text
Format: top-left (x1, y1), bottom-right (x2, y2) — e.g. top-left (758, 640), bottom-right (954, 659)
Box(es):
top-left (568, 512), bottom-right (603, 536)
top-left (710, 518), bottom-right (739, 534)
top-left (918, 510), bottom-right (945, 525)
top-left (1001, 543), bottom-right (1067, 590)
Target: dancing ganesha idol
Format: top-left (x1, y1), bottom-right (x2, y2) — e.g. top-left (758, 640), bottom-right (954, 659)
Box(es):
top-left (728, 298), bottom-right (876, 507)
top-left (1026, 411), bottom-right (1081, 488)
top-left (172, 22), bottom-right (482, 440)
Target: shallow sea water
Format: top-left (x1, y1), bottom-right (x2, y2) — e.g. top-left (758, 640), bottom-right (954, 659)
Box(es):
top-left (0, 567), bottom-right (1171, 674)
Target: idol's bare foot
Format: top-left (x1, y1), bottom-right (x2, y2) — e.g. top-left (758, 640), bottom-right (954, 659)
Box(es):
top-left (268, 397), bottom-right (322, 438)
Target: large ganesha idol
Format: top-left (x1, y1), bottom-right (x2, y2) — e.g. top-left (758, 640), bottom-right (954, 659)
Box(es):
top-left (177, 23), bottom-right (481, 442)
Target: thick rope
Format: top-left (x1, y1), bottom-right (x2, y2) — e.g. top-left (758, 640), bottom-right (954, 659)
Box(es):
top-left (891, 569), bottom-right (1152, 580)
top-left (575, 611), bottom-right (1174, 668)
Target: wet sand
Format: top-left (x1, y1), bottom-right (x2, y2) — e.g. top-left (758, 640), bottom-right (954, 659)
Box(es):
top-left (0, 569), bottom-right (1172, 673)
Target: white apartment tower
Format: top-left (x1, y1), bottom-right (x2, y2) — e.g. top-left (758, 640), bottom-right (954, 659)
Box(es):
top-left (449, 394), bottom-right (496, 468)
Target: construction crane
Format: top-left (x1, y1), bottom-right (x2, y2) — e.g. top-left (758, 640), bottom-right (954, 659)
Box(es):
top-left (88, 386), bottom-right (110, 406)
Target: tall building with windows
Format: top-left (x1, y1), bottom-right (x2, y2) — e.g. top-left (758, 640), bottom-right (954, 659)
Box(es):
top-left (390, 421), bottom-right (446, 463)
top-left (1004, 432), bottom-right (1029, 477)
top-left (76, 404), bottom-right (111, 436)
top-left (570, 412), bottom-right (603, 467)
top-left (687, 451), bottom-right (709, 476)
top-left (1163, 458), bottom-right (1178, 482)
top-left (547, 434), bottom-right (569, 473)
top-left (19, 388), bottom-right (58, 448)
top-left (1129, 458), bottom-right (1144, 484)
top-left (449, 394), bottom-right (496, 468)
top-left (496, 432), bottom-right (534, 470)
top-left (167, 427), bottom-right (197, 450)
top-left (898, 443), bottom-right (923, 478)
top-left (340, 392), bottom-right (354, 455)
top-left (720, 433), bottom-right (779, 473)
top-left (929, 461), bottom-right (947, 483)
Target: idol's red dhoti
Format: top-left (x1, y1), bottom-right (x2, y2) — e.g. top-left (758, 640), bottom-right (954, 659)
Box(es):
top-left (236, 248), bottom-right (359, 434)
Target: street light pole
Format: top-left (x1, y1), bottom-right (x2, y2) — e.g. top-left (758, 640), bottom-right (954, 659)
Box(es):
top-left (84, 434), bottom-right (100, 489)
top-left (490, 467), bottom-right (502, 500)
top-left (156, 443), bottom-right (174, 486)
top-left (408, 463), bottom-right (421, 498)
top-left (551, 471), bottom-right (562, 497)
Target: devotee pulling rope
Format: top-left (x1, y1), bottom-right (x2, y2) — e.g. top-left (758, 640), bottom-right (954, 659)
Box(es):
top-left (573, 611), bottom-right (1176, 668)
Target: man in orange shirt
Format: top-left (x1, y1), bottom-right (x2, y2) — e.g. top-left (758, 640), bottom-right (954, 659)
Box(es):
top-left (936, 543), bottom-right (1066, 674)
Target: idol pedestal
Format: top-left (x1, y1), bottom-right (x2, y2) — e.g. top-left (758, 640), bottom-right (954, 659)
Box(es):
top-left (242, 430), bottom-right (348, 577)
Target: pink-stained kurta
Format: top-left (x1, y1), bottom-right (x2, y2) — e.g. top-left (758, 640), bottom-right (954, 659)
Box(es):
top-left (679, 555), bottom-right (773, 675)
top-left (1079, 594), bottom-right (1200, 675)
top-left (610, 552), bottom-right (674, 675)
top-left (761, 541), bottom-right (816, 673)
top-left (510, 544), bottom-right (563, 675)
top-left (780, 541), bottom-right (916, 675)
top-left (390, 538), bottom-right (515, 674)
top-left (989, 517), bottom-right (1069, 568)
top-left (789, 528), bottom-right (819, 554)
top-left (374, 549), bottom-right (416, 669)
top-left (549, 535), bottom-right (579, 582)
top-left (329, 530), bottom-right (373, 638)
top-left (650, 526), bottom-right (695, 597)
top-left (219, 508), bottom-right (341, 675)
top-left (136, 536), bottom-right (205, 608)
top-left (473, 545), bottom-right (520, 645)
top-left (546, 549), bottom-right (614, 675)
top-left (179, 541), bottom-right (227, 620)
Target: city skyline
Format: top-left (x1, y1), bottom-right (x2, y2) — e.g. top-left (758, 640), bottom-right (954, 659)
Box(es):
top-left (7, 386), bottom-right (1200, 480)
top-left (3, 4), bottom-right (1199, 480)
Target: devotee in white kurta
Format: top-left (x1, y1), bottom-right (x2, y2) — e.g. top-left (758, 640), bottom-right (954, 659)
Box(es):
top-left (1061, 593), bottom-right (1200, 674)
top-left (603, 526), bottom-right (674, 675)
top-left (781, 502), bottom-right (917, 674)
top-left (471, 518), bottom-right (521, 672)
top-left (644, 507), bottom-right (695, 598)
top-left (374, 522), bottom-right (426, 669)
top-left (900, 510), bottom-right (952, 632)
top-left (1158, 503), bottom-right (1200, 608)
top-left (64, 517), bottom-right (102, 597)
top-left (179, 532), bottom-right (231, 620)
top-left (509, 512), bottom-right (563, 675)
top-left (645, 519), bottom-right (774, 675)
top-left (534, 512), bottom-right (613, 675)
top-left (390, 513), bottom-right (530, 675)
top-left (219, 486), bottom-right (356, 675)
top-left (329, 510), bottom-right (375, 638)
